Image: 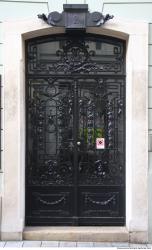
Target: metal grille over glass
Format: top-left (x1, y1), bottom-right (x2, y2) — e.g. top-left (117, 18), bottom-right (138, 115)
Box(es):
top-left (26, 34), bottom-right (126, 226)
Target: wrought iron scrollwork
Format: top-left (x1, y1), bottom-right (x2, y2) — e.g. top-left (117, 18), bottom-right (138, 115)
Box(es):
top-left (28, 36), bottom-right (124, 75)
top-left (26, 35), bottom-right (125, 226)
top-left (27, 78), bottom-right (74, 185)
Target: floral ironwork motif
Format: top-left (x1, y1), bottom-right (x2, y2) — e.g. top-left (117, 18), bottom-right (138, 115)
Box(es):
top-left (27, 80), bottom-right (74, 185)
top-left (28, 37), bottom-right (124, 75)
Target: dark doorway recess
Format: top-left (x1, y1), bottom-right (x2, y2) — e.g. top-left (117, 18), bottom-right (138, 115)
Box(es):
top-left (25, 34), bottom-right (126, 226)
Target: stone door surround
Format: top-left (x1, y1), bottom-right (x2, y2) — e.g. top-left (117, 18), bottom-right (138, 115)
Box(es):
top-left (1, 18), bottom-right (148, 242)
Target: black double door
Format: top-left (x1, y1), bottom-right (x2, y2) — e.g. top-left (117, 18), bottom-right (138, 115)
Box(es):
top-left (26, 35), bottom-right (125, 226)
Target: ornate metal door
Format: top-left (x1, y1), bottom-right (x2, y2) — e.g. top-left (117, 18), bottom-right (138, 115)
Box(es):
top-left (26, 34), bottom-right (125, 226)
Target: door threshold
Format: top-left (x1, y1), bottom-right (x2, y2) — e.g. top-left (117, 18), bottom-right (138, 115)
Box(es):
top-left (23, 226), bottom-right (129, 242)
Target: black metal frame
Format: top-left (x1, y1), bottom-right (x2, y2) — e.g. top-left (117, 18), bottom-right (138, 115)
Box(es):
top-left (25, 33), bottom-right (126, 226)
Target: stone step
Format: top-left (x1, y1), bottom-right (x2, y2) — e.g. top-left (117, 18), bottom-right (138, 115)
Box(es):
top-left (23, 226), bottom-right (129, 242)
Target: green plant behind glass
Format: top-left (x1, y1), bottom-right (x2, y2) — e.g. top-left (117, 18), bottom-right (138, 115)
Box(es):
top-left (79, 128), bottom-right (104, 144)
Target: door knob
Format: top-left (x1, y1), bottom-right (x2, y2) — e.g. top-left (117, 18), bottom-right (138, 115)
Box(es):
top-left (77, 141), bottom-right (81, 145)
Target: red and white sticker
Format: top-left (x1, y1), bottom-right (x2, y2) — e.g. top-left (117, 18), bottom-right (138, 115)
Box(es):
top-left (96, 138), bottom-right (105, 149)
